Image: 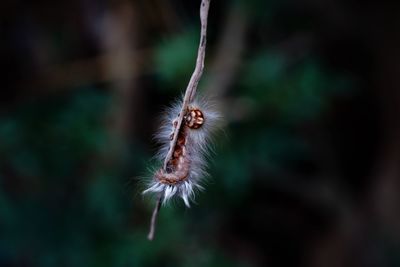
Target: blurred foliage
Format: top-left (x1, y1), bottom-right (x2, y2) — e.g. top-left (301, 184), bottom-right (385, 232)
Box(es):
top-left (241, 51), bottom-right (351, 122)
top-left (2, 0), bottom-right (398, 266)
top-left (155, 30), bottom-right (198, 91)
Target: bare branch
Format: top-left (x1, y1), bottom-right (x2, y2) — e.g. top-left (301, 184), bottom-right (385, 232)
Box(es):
top-left (147, 194), bottom-right (163, 241)
top-left (147, 0), bottom-right (211, 241)
top-left (163, 0), bottom-right (211, 170)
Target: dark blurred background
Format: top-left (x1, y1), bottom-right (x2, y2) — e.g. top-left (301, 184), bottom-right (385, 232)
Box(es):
top-left (1, 0), bottom-right (400, 266)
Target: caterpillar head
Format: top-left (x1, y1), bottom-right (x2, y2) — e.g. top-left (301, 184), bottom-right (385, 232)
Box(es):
top-left (185, 108), bottom-right (204, 129)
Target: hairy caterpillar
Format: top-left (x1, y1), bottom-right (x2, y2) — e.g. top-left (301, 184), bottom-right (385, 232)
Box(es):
top-left (143, 96), bottom-right (220, 207)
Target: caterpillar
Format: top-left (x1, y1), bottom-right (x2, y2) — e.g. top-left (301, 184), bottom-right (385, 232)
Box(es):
top-left (143, 96), bottom-right (220, 207)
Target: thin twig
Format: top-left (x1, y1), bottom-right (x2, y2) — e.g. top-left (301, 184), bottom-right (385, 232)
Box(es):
top-left (147, 194), bottom-right (163, 240)
top-left (163, 0), bottom-right (211, 170)
top-left (147, 0), bottom-right (211, 242)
